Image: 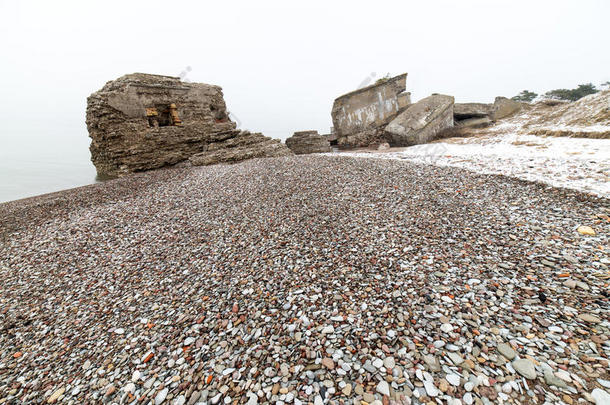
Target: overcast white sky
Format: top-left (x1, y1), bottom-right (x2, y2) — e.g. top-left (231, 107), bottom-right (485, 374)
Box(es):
top-left (0, 0), bottom-right (609, 144)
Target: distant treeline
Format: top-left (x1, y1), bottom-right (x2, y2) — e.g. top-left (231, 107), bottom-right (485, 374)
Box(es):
top-left (512, 82), bottom-right (609, 102)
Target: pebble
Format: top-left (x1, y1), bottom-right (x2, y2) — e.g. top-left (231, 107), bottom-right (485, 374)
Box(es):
top-left (321, 357), bottom-right (334, 369)
top-left (47, 387), bottom-right (65, 403)
top-left (447, 352), bottom-right (464, 365)
top-left (578, 313), bottom-right (602, 323)
top-left (544, 370), bottom-right (567, 388)
top-left (155, 388), bottom-right (168, 404)
top-left (0, 156), bottom-right (607, 404)
top-left (577, 225), bottom-right (596, 235)
top-left (440, 323), bottom-right (453, 333)
top-left (512, 359), bottom-right (537, 380)
top-left (446, 374), bottom-right (461, 387)
top-left (591, 388), bottom-right (610, 404)
top-left (363, 392), bottom-right (375, 403)
top-left (377, 380), bottom-right (390, 396)
top-left (383, 356), bottom-right (395, 369)
top-left (423, 380), bottom-right (439, 397)
top-left (498, 343), bottom-right (517, 360)
top-left (423, 354), bottom-right (441, 372)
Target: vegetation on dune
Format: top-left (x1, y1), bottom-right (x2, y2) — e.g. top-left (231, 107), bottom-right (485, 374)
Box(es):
top-left (544, 83), bottom-right (599, 102)
top-left (512, 90), bottom-right (538, 102)
top-left (513, 82), bottom-right (605, 103)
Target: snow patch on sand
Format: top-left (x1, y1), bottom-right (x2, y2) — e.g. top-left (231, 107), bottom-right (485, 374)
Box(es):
top-left (334, 133), bottom-right (610, 198)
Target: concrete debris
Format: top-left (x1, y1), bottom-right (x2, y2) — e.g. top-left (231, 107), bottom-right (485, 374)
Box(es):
top-left (453, 103), bottom-right (493, 120)
top-left (385, 94), bottom-right (455, 146)
top-left (491, 96), bottom-right (523, 120)
top-left (331, 73), bottom-right (410, 147)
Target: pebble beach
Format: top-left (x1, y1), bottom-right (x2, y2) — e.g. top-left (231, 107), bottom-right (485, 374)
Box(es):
top-left (0, 155), bottom-right (608, 404)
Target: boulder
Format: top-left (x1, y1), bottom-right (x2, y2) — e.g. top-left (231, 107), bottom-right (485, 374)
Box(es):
top-left (454, 103), bottom-right (493, 120)
top-left (384, 94), bottom-right (454, 146)
top-left (86, 73), bottom-right (290, 176)
top-left (189, 131), bottom-right (292, 166)
top-left (321, 132), bottom-right (337, 145)
top-left (285, 131), bottom-right (331, 155)
top-left (492, 97), bottom-right (522, 120)
top-left (336, 128), bottom-right (385, 148)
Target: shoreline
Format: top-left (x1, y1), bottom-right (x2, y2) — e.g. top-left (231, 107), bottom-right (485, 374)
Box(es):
top-left (2, 152), bottom-right (607, 211)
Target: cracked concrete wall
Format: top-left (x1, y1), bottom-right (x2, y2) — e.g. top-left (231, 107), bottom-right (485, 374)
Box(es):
top-left (331, 73), bottom-right (409, 147)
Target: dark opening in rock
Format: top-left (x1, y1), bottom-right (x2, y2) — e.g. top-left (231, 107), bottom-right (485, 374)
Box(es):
top-left (156, 105), bottom-right (173, 127)
top-left (146, 104), bottom-right (183, 127)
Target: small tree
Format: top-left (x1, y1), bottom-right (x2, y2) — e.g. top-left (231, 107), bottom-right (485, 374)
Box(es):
top-left (544, 83), bottom-right (598, 101)
top-left (375, 73), bottom-right (391, 85)
top-left (512, 90), bottom-right (538, 102)
top-left (601, 81), bottom-right (610, 89)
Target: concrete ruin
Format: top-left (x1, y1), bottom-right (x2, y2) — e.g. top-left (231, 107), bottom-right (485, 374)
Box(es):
top-left (453, 97), bottom-right (522, 128)
top-left (331, 74), bottom-right (411, 147)
top-left (331, 74), bottom-right (458, 148)
top-left (329, 72), bottom-right (534, 148)
top-left (385, 95), bottom-right (455, 146)
top-left (86, 73), bottom-right (291, 177)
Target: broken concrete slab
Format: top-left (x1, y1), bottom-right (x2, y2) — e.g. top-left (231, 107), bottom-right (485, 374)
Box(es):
top-left (492, 96), bottom-right (522, 120)
top-left (331, 73), bottom-right (410, 147)
top-left (454, 103), bottom-right (493, 120)
top-left (385, 94), bottom-right (454, 146)
top-left (285, 131), bottom-right (331, 155)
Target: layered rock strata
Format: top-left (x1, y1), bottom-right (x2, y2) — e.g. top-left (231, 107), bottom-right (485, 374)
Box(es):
top-left (86, 73), bottom-right (291, 176)
top-left (285, 131), bottom-right (331, 155)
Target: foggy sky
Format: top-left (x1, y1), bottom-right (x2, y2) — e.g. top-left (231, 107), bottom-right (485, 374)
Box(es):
top-left (1, 0), bottom-right (609, 146)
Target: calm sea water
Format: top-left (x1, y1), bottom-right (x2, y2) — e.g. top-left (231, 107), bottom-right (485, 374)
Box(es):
top-left (0, 130), bottom-right (98, 203)
top-left (0, 129), bottom-right (294, 204)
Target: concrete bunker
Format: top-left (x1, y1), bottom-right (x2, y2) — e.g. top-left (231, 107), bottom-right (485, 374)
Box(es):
top-left (146, 104), bottom-right (183, 128)
top-left (86, 73), bottom-right (291, 176)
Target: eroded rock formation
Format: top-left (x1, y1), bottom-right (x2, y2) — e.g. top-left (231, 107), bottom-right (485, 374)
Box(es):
top-left (188, 131), bottom-right (291, 166)
top-left (285, 131), bottom-right (331, 155)
top-left (86, 73), bottom-right (291, 176)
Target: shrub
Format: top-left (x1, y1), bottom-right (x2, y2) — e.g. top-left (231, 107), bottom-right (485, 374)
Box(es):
top-left (375, 73), bottom-right (391, 85)
top-left (512, 90), bottom-right (538, 102)
top-left (544, 83), bottom-right (598, 101)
